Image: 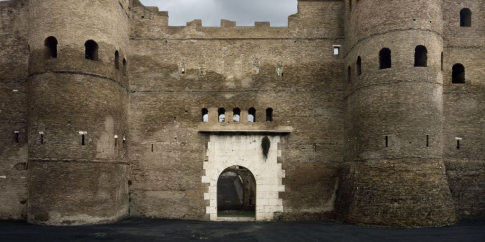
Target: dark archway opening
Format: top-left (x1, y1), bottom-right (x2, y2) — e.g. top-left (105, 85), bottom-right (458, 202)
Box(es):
top-left (233, 108), bottom-right (241, 122)
top-left (452, 64), bottom-right (465, 84)
top-left (44, 36), bottom-right (58, 59)
top-left (248, 107), bottom-right (256, 122)
top-left (379, 48), bottom-right (392, 69)
top-left (414, 45), bottom-right (428, 67)
top-left (460, 8), bottom-right (472, 27)
top-left (217, 166), bottom-right (256, 218)
top-left (218, 108), bottom-right (226, 122)
top-left (85, 40), bottom-right (99, 61)
top-left (266, 108), bottom-right (273, 122)
top-left (202, 108), bottom-right (208, 122)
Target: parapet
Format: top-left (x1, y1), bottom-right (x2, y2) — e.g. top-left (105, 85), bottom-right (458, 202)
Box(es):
top-left (130, 0), bottom-right (344, 39)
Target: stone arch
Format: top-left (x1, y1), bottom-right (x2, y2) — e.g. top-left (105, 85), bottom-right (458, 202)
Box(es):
top-left (202, 135), bottom-right (285, 221)
top-left (217, 166), bottom-right (256, 218)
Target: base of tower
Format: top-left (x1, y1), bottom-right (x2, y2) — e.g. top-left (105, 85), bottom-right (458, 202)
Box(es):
top-left (336, 158), bottom-right (457, 227)
top-left (27, 160), bottom-right (129, 226)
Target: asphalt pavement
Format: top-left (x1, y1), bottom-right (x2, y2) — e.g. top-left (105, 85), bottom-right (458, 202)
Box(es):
top-left (0, 218), bottom-right (484, 242)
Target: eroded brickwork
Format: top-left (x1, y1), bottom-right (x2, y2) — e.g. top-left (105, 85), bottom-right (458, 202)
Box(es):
top-left (0, 0), bottom-right (483, 227)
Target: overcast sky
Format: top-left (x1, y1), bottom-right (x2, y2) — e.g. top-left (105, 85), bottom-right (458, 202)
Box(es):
top-left (140, 0), bottom-right (297, 27)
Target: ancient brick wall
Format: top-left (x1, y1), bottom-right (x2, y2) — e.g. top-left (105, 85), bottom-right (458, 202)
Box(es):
top-left (337, 0), bottom-right (456, 226)
top-left (26, 0), bottom-right (130, 225)
top-left (442, 0), bottom-right (485, 219)
top-left (127, 0), bottom-right (344, 221)
top-left (0, 0), bottom-right (483, 226)
top-left (0, 0), bottom-right (29, 220)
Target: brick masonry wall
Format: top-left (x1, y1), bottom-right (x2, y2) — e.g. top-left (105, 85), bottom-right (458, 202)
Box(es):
top-left (127, 0), bottom-right (344, 220)
top-left (338, 0), bottom-right (456, 226)
top-left (25, 0), bottom-right (131, 225)
top-left (0, 0), bottom-right (29, 220)
top-left (0, 0), bottom-right (482, 226)
top-left (442, 0), bottom-right (485, 219)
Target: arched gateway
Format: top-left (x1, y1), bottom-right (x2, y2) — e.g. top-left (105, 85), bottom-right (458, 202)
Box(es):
top-left (201, 133), bottom-right (287, 221)
top-left (217, 166), bottom-right (256, 220)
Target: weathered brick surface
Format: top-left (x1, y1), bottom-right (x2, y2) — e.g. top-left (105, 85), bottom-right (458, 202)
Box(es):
top-left (0, 0), bottom-right (483, 227)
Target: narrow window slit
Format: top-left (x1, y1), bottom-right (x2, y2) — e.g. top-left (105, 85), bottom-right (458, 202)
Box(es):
top-left (457, 140), bottom-right (461, 150)
top-left (14, 131), bottom-right (19, 144)
top-left (40, 132), bottom-right (44, 145)
top-left (82, 134), bottom-right (85, 146)
top-left (151, 144), bottom-right (154, 152)
top-left (426, 135), bottom-right (429, 147)
top-left (385, 136), bottom-right (389, 148)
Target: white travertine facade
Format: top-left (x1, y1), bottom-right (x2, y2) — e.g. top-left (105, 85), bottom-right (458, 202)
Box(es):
top-left (202, 135), bottom-right (285, 221)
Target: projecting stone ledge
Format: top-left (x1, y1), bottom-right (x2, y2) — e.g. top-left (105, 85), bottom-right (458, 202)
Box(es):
top-left (198, 124), bottom-right (293, 135)
top-left (199, 130), bottom-right (292, 135)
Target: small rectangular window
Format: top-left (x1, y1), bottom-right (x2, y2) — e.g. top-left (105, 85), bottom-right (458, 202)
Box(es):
top-left (40, 133), bottom-right (44, 144)
top-left (426, 135), bottom-right (429, 147)
top-left (385, 136), bottom-right (389, 148)
top-left (151, 144), bottom-right (154, 152)
top-left (82, 134), bottom-right (85, 146)
top-left (14, 131), bottom-right (19, 144)
top-left (456, 137), bottom-right (462, 150)
top-left (333, 46), bottom-right (341, 56)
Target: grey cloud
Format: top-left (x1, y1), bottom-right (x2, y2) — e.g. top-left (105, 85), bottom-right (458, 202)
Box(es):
top-left (140, 0), bottom-right (297, 26)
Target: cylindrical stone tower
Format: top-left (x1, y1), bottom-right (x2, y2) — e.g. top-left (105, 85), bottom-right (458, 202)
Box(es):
top-left (27, 0), bottom-right (130, 225)
top-left (337, 0), bottom-right (457, 226)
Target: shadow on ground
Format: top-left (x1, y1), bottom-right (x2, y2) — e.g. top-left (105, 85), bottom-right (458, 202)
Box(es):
top-left (0, 218), bottom-right (484, 242)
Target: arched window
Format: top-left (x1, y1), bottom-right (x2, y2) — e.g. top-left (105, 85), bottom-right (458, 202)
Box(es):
top-left (266, 108), bottom-right (273, 122)
top-left (379, 48), bottom-right (392, 69)
top-left (233, 108), bottom-right (241, 122)
top-left (202, 108), bottom-right (208, 122)
top-left (347, 66), bottom-right (352, 83)
top-left (452, 64), bottom-right (465, 84)
top-left (218, 108), bottom-right (226, 122)
top-left (356, 56), bottom-right (362, 76)
top-left (460, 8), bottom-right (472, 27)
top-left (248, 108), bottom-right (256, 123)
top-left (85, 40), bottom-right (98, 61)
top-left (123, 58), bottom-right (127, 76)
top-left (414, 45), bottom-right (428, 67)
top-left (44, 36), bottom-right (58, 58)
top-left (115, 51), bottom-right (120, 69)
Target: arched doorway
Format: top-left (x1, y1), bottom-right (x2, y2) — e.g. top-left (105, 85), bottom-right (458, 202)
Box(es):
top-left (217, 166), bottom-right (256, 219)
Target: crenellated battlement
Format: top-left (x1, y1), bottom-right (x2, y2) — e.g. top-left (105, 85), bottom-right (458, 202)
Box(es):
top-left (130, 0), bottom-right (344, 39)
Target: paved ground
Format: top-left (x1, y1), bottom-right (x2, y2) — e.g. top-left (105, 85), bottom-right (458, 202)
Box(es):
top-left (0, 218), bottom-right (484, 242)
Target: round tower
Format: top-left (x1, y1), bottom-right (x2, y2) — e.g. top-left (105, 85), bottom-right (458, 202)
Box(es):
top-left (26, 0), bottom-right (130, 225)
top-left (337, 0), bottom-right (456, 226)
